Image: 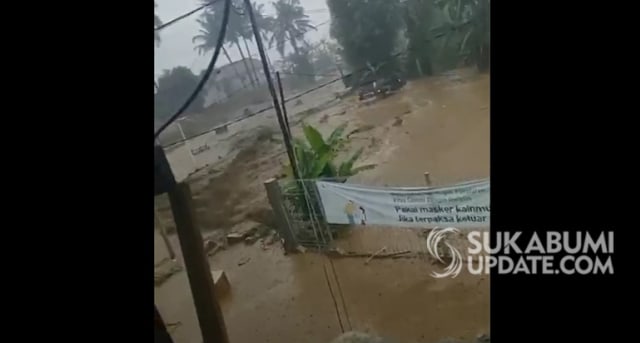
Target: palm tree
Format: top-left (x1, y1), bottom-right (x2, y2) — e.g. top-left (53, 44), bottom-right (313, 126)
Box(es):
top-left (227, 18), bottom-right (257, 87)
top-left (154, 2), bottom-right (162, 47)
top-left (252, 2), bottom-right (275, 42)
top-left (194, 1), bottom-right (256, 89)
top-left (237, 1), bottom-right (278, 83)
top-left (192, 10), bottom-right (249, 90)
top-left (236, 7), bottom-right (261, 85)
top-left (269, 0), bottom-right (316, 58)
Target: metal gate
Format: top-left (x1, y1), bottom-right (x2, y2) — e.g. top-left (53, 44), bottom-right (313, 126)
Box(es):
top-left (278, 178), bottom-right (337, 249)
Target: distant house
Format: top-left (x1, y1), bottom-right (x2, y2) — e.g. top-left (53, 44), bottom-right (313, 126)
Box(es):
top-left (204, 58), bottom-right (266, 107)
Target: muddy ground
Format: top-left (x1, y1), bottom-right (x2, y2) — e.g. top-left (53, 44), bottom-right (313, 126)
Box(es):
top-left (156, 238), bottom-right (489, 343)
top-left (154, 68), bottom-right (490, 343)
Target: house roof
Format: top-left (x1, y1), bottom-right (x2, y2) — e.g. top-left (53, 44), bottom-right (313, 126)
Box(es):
top-left (213, 58), bottom-right (261, 75)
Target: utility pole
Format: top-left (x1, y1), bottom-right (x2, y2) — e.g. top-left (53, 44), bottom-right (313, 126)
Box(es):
top-left (243, 0), bottom-right (298, 179)
top-left (154, 145), bottom-right (229, 343)
top-left (275, 71), bottom-right (291, 138)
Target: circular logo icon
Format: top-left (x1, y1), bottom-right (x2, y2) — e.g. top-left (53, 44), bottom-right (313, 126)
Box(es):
top-left (426, 227), bottom-right (463, 278)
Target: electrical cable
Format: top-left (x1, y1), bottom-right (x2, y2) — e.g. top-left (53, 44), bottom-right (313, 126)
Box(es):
top-left (159, 52), bottom-right (405, 148)
top-left (159, 19), bottom-right (471, 146)
top-left (155, 0), bottom-right (220, 32)
top-left (277, 71), bottom-right (341, 78)
top-left (154, 0), bottom-right (232, 140)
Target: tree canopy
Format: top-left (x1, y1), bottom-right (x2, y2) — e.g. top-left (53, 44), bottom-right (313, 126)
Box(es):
top-left (326, 0), bottom-right (490, 82)
top-left (269, 0), bottom-right (316, 58)
top-left (154, 67), bottom-right (206, 120)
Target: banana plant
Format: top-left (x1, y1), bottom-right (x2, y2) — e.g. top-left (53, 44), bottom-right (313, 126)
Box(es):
top-left (282, 123), bottom-right (376, 222)
top-left (287, 123), bottom-right (376, 179)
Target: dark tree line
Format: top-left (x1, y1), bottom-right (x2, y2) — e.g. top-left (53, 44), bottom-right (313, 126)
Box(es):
top-left (328, 0), bottom-right (490, 85)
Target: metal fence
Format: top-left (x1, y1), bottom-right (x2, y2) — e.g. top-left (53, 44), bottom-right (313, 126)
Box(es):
top-left (277, 177), bottom-right (430, 256)
top-left (278, 178), bottom-right (337, 249)
top-left (275, 178), bottom-right (478, 262)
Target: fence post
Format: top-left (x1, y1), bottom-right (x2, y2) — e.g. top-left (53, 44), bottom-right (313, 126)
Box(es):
top-left (155, 209), bottom-right (176, 260)
top-left (264, 178), bottom-right (297, 253)
top-left (424, 172), bottom-right (432, 186)
top-left (175, 120), bottom-right (197, 170)
top-left (168, 182), bottom-right (229, 343)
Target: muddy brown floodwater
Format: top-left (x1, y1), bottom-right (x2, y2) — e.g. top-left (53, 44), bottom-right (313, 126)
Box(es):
top-left (351, 70), bottom-right (489, 187)
top-left (156, 238), bottom-right (489, 343)
top-left (155, 69), bottom-right (490, 343)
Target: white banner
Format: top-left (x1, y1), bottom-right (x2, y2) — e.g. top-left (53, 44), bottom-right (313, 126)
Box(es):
top-left (315, 179), bottom-right (490, 228)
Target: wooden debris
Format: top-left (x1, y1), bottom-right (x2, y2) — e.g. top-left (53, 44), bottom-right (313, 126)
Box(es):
top-left (237, 257), bottom-right (251, 266)
top-left (166, 321), bottom-right (182, 333)
top-left (154, 263), bottom-right (183, 286)
top-left (328, 249), bottom-right (413, 260)
top-left (244, 235), bottom-right (258, 245)
top-left (264, 231), bottom-right (277, 245)
top-left (365, 247), bottom-right (387, 265)
top-left (226, 233), bottom-right (245, 244)
top-left (207, 245), bottom-right (222, 257)
top-left (204, 240), bottom-right (217, 252)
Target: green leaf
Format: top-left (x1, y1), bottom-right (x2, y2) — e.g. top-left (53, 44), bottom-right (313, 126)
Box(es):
top-left (347, 147), bottom-right (364, 166)
top-left (293, 142), bottom-right (311, 177)
top-left (325, 162), bottom-right (338, 178)
top-left (337, 163), bottom-right (349, 177)
top-left (311, 151), bottom-right (334, 178)
top-left (338, 148), bottom-right (364, 176)
top-left (351, 164), bottom-right (377, 174)
top-left (303, 124), bottom-right (328, 155)
top-left (327, 122), bottom-right (348, 147)
top-left (346, 124), bottom-right (375, 138)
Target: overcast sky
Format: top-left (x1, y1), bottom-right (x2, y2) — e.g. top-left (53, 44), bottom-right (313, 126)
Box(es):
top-left (154, 0), bottom-right (332, 79)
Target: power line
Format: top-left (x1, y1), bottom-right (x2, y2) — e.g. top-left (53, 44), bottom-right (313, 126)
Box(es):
top-left (257, 20), bottom-right (330, 55)
top-left (159, 74), bottom-right (342, 149)
top-left (159, 19), bottom-right (472, 146)
top-left (277, 71), bottom-right (341, 78)
top-left (160, 49), bottom-right (409, 147)
top-left (155, 0), bottom-right (220, 32)
top-left (159, 55), bottom-right (400, 148)
top-left (154, 0), bottom-right (232, 140)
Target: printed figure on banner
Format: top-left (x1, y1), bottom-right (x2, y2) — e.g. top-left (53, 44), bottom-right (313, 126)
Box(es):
top-left (343, 200), bottom-right (367, 226)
